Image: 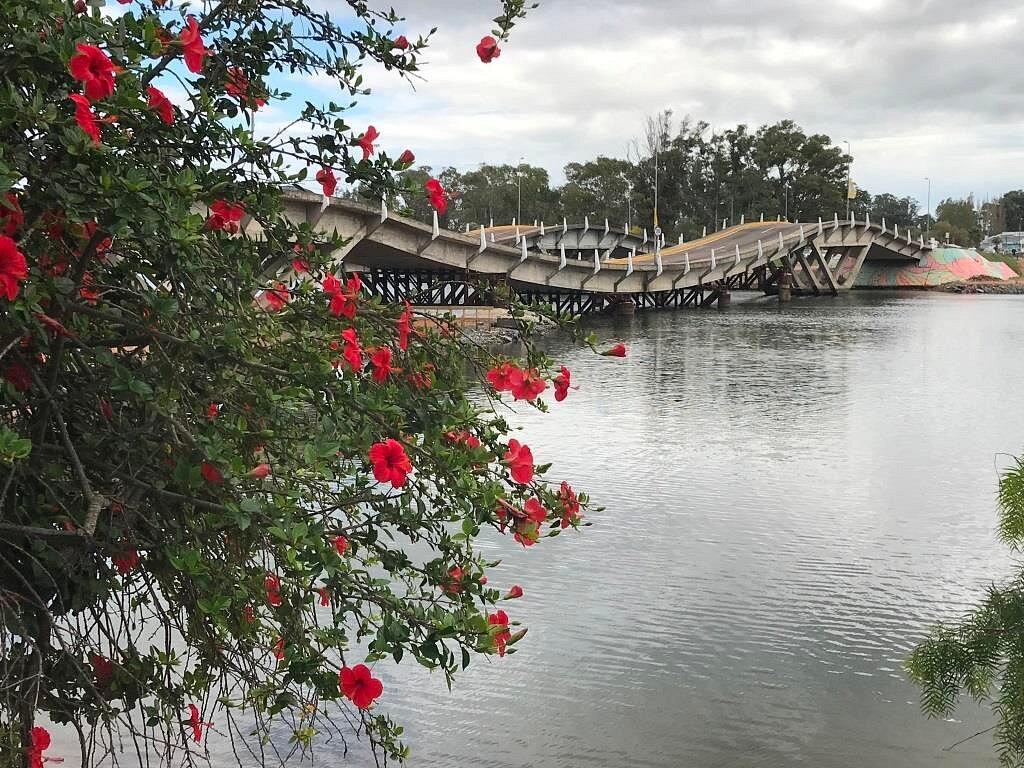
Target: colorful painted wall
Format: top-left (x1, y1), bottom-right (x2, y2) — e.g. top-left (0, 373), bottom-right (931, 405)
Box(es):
top-left (855, 247), bottom-right (1017, 288)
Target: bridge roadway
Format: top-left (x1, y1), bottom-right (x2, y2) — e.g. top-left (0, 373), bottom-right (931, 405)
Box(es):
top-left (272, 190), bottom-right (932, 301)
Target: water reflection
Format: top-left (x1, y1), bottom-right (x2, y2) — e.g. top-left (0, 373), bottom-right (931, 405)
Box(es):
top-left (344, 293), bottom-right (1022, 766)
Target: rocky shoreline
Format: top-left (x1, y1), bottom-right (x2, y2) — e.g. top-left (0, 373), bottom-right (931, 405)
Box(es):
top-left (938, 279), bottom-right (1024, 295)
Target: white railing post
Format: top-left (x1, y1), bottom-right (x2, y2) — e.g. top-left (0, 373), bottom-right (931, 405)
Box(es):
top-left (432, 210), bottom-right (439, 239)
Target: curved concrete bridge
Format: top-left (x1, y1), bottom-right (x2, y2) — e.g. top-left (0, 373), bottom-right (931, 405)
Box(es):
top-left (275, 190), bottom-right (932, 312)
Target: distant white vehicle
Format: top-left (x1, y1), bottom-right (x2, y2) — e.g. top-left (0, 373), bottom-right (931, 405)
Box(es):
top-left (980, 231), bottom-right (1024, 254)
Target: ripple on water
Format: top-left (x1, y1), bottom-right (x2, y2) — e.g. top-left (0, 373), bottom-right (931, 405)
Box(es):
top-left (309, 294), bottom-right (1020, 768)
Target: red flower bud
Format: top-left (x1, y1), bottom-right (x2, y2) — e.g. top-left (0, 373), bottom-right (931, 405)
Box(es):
top-left (600, 343), bottom-right (627, 357)
top-left (249, 463), bottom-right (271, 479)
top-left (505, 584), bottom-right (524, 599)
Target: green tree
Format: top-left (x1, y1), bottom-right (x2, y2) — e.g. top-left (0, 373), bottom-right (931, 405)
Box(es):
top-left (869, 193), bottom-right (920, 228)
top-left (909, 454), bottom-right (1024, 766)
top-left (0, 1), bottom-right (591, 766)
top-left (1000, 190), bottom-right (1024, 232)
top-left (558, 156), bottom-right (635, 227)
top-left (458, 163), bottom-right (557, 227)
top-left (934, 196), bottom-right (982, 246)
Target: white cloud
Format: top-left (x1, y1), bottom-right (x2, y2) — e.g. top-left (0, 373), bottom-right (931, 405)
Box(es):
top-left (293, 0), bottom-right (1024, 204)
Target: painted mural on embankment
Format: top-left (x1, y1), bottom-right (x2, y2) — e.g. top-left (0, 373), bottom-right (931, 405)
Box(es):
top-left (855, 247), bottom-right (1017, 288)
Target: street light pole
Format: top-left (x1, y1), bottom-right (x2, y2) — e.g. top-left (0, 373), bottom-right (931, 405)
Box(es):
top-left (924, 176), bottom-right (931, 241)
top-left (516, 156), bottom-right (524, 224)
top-left (784, 182), bottom-right (789, 220)
top-left (843, 140), bottom-right (851, 220)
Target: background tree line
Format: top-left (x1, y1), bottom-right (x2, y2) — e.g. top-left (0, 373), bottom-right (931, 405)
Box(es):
top-left (361, 110), bottom-right (1021, 249)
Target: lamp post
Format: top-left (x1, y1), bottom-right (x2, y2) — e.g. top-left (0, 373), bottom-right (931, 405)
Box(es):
top-left (843, 140), bottom-right (851, 219)
top-left (924, 176), bottom-right (931, 241)
top-left (516, 156), bottom-right (524, 224)
top-left (626, 186), bottom-right (632, 231)
top-left (783, 182), bottom-right (789, 221)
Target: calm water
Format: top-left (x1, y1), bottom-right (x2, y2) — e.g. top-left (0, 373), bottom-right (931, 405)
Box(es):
top-left (358, 292), bottom-right (1024, 767)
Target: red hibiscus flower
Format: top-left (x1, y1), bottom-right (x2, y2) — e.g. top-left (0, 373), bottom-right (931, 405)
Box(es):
top-left (406, 366), bottom-right (434, 390)
top-left (27, 726), bottom-right (53, 768)
top-left (272, 636), bottom-right (286, 661)
top-left (524, 497), bottom-right (547, 525)
top-left (445, 430), bottom-right (482, 450)
top-left (207, 200), bottom-right (245, 233)
top-left (318, 586), bottom-right (331, 606)
top-left (553, 366), bottom-right (572, 401)
top-left (264, 572), bottom-right (282, 606)
top-left (341, 327), bottom-right (363, 371)
top-left (488, 610), bottom-right (511, 656)
top-left (200, 461), bottom-right (223, 485)
top-left (291, 243), bottom-right (312, 273)
top-left (322, 274), bottom-right (341, 294)
top-left (393, 35), bottom-right (409, 50)
top-left (333, 535), bottom-right (348, 556)
top-left (225, 67), bottom-right (266, 109)
top-left (339, 664), bottom-right (383, 709)
top-left (111, 547), bottom-right (139, 574)
top-left (316, 167), bottom-right (337, 197)
top-left (558, 481), bottom-right (582, 528)
top-left (327, 273), bottom-right (361, 318)
top-left (329, 290), bottom-right (355, 319)
top-left (505, 584), bottom-right (523, 599)
top-left (0, 193), bottom-right (24, 237)
top-left (3, 362), bottom-right (31, 392)
top-left (80, 221), bottom-right (112, 255)
top-left (69, 44), bottom-right (117, 101)
top-left (368, 438), bottom-right (413, 488)
top-left (187, 703), bottom-right (212, 743)
top-left (180, 16), bottom-right (209, 74)
top-left (424, 178), bottom-right (447, 215)
top-left (69, 93), bottom-right (101, 144)
top-left (486, 362), bottom-right (516, 392)
top-left (476, 35), bottom-right (501, 63)
top-left (263, 283), bottom-right (290, 312)
top-left (91, 653), bottom-right (115, 687)
top-left (601, 343), bottom-right (627, 357)
top-left (249, 463), bottom-right (271, 479)
top-left (513, 498), bottom-right (548, 547)
top-left (369, 347), bottom-right (395, 383)
top-left (503, 439), bottom-right (534, 484)
top-left (397, 301), bottom-right (412, 350)
top-left (206, 402), bottom-right (219, 420)
top-left (357, 125), bottom-right (379, 161)
top-left (0, 236), bottom-right (28, 302)
top-left (444, 565), bottom-right (464, 594)
top-left (147, 86), bottom-right (174, 124)
top-left (397, 149), bottom-right (415, 167)
top-left (509, 367), bottom-right (546, 401)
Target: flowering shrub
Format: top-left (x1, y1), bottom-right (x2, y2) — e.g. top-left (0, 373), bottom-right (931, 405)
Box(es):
top-left (0, 0), bottom-right (600, 764)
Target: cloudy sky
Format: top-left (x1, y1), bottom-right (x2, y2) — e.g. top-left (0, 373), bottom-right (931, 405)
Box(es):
top-left (301, 0), bottom-right (1023, 209)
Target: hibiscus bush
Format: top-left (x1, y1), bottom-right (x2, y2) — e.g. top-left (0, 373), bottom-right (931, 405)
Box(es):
top-left (0, 0), bottom-right (598, 765)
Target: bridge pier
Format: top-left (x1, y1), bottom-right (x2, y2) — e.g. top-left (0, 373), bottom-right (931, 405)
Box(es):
top-left (608, 296), bottom-right (636, 316)
top-left (778, 270), bottom-right (792, 303)
top-left (717, 289), bottom-right (731, 310)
